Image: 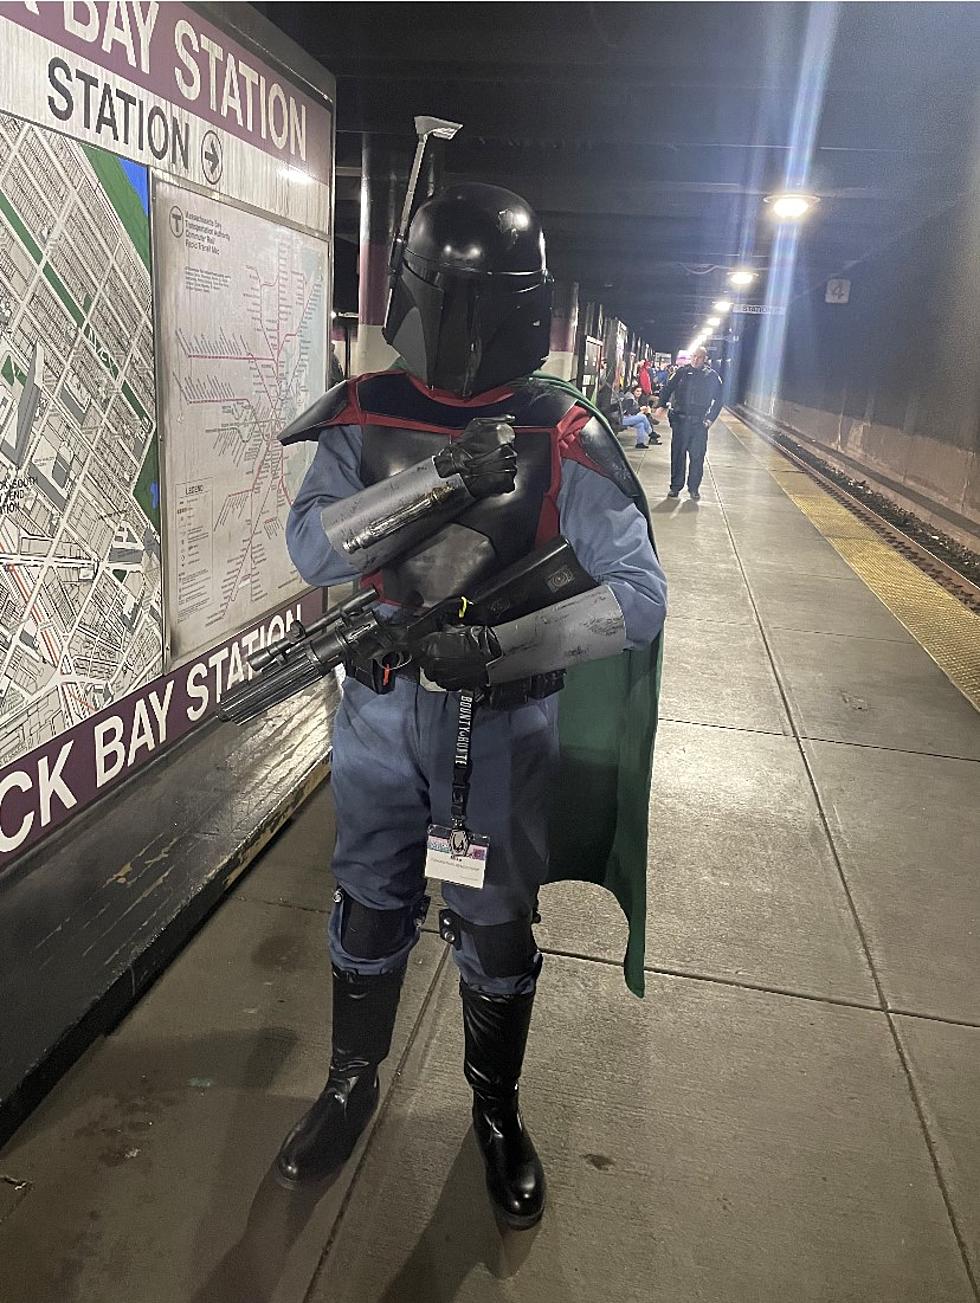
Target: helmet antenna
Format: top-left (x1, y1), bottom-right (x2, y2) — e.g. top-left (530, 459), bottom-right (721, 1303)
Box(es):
top-left (388, 116), bottom-right (463, 290)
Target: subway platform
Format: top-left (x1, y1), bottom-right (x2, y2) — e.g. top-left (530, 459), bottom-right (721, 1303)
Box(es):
top-left (1, 413), bottom-right (978, 1303)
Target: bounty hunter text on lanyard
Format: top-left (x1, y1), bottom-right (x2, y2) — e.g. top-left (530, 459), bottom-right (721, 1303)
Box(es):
top-left (451, 689), bottom-right (475, 835)
top-left (424, 689), bottom-right (490, 889)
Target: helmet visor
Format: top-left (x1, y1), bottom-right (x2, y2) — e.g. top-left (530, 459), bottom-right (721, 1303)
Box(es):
top-left (387, 263), bottom-right (550, 397)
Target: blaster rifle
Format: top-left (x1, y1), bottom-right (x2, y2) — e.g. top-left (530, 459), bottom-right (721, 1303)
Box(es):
top-left (217, 537), bottom-right (596, 726)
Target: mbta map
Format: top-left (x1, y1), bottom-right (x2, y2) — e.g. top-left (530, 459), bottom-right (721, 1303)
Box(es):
top-left (155, 181), bottom-right (325, 662)
top-left (0, 115), bottom-right (162, 766)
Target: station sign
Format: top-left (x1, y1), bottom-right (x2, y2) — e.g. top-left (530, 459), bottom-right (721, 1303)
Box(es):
top-left (731, 303), bottom-right (786, 315)
top-left (0, 1), bottom-right (332, 228)
top-left (0, 591), bottom-right (321, 862)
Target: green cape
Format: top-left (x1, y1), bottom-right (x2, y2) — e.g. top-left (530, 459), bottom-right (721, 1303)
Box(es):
top-left (536, 375), bottom-right (663, 998)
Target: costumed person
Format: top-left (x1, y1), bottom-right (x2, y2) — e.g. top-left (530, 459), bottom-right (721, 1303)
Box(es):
top-left (273, 152), bottom-right (667, 1228)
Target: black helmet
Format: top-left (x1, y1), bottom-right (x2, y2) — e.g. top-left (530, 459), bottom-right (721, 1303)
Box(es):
top-left (383, 182), bottom-right (553, 398)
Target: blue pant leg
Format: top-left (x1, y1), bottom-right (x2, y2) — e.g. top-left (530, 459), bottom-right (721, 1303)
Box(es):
top-left (687, 423), bottom-right (708, 492)
top-left (424, 692), bottom-right (560, 996)
top-left (622, 413), bottom-right (649, 444)
top-left (328, 676), bottom-right (430, 975)
top-left (669, 416), bottom-right (690, 492)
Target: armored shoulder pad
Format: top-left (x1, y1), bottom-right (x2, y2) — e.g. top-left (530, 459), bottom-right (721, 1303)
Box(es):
top-left (575, 413), bottom-right (650, 519)
top-left (279, 380), bottom-right (355, 445)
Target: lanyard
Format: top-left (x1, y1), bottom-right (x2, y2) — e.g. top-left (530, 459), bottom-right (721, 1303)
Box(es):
top-left (451, 689), bottom-right (476, 829)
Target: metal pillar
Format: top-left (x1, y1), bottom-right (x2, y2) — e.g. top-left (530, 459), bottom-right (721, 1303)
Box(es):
top-left (354, 135), bottom-right (403, 375)
top-left (541, 280), bottom-right (580, 382)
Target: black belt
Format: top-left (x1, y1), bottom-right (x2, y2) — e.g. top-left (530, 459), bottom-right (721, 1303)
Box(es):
top-left (345, 657), bottom-right (564, 709)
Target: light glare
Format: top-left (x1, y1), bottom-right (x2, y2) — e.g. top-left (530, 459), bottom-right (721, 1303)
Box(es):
top-left (766, 192), bottom-right (818, 220)
top-left (280, 164), bottom-right (314, 186)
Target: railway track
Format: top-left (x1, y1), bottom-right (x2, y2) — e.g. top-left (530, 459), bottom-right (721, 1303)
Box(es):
top-left (732, 406), bottom-right (980, 615)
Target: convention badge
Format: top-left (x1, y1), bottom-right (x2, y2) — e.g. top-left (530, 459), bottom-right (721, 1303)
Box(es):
top-left (425, 824), bottom-right (489, 890)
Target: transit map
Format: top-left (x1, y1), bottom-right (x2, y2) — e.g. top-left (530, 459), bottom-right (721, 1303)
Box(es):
top-left (154, 180), bottom-right (325, 662)
top-left (0, 115), bottom-right (161, 765)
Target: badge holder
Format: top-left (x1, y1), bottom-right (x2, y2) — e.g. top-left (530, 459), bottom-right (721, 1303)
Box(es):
top-left (425, 689), bottom-right (489, 890)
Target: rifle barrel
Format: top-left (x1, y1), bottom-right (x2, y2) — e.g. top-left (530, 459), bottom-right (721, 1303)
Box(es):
top-left (249, 589), bottom-right (376, 672)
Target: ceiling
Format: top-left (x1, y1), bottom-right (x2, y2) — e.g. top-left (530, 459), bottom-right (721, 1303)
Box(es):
top-left (263, 1), bottom-right (980, 352)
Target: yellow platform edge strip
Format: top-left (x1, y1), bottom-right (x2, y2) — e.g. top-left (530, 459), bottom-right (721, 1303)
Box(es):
top-left (723, 416), bottom-right (980, 710)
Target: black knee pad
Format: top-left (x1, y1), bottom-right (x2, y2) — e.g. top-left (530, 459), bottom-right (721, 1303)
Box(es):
top-left (438, 909), bottom-right (539, 978)
top-left (337, 890), bottom-right (427, 960)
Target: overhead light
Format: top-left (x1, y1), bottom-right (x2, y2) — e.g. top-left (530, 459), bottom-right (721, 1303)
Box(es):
top-left (707, 317), bottom-right (720, 327)
top-left (765, 192), bottom-right (819, 220)
top-left (713, 299), bottom-right (731, 312)
top-left (729, 269), bottom-right (756, 287)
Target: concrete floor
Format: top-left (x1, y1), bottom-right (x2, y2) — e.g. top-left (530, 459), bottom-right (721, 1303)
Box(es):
top-left (1, 417), bottom-right (978, 1302)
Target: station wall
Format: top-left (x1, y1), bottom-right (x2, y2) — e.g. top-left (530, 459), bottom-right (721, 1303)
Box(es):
top-left (0, 3), bottom-right (335, 865)
top-left (741, 183), bottom-right (980, 548)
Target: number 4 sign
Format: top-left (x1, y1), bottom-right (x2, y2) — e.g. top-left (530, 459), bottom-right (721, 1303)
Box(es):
top-left (825, 278), bottom-right (851, 304)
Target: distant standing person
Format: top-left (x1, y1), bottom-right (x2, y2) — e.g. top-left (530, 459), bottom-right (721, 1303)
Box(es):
top-left (656, 347), bottom-right (723, 500)
top-left (637, 358), bottom-right (654, 403)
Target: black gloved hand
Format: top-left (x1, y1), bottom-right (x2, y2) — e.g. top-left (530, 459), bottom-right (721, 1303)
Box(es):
top-left (433, 417), bottom-right (517, 499)
top-left (415, 625), bottom-right (502, 691)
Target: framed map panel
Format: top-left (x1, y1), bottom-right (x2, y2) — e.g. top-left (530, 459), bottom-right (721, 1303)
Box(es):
top-left (152, 179), bottom-right (325, 664)
top-left (0, 117), bottom-right (162, 764)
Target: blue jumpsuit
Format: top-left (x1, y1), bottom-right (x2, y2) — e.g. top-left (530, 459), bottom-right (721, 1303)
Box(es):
top-left (287, 421), bottom-right (668, 995)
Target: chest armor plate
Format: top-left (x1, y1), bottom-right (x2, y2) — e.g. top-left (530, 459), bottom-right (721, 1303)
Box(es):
top-left (360, 424), bottom-right (554, 608)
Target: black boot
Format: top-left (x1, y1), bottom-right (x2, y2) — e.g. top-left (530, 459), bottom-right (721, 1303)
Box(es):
top-left (276, 965), bottom-right (404, 1187)
top-left (460, 982), bottom-right (545, 1229)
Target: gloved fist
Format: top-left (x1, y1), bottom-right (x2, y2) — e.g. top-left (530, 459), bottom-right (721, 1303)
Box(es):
top-left (433, 417), bottom-right (517, 499)
top-left (415, 625), bottom-right (502, 691)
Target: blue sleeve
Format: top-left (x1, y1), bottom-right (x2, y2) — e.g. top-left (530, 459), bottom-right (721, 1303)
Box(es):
top-left (556, 460), bottom-right (667, 649)
top-left (706, 373), bottom-right (724, 423)
top-left (285, 424), bottom-right (364, 588)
